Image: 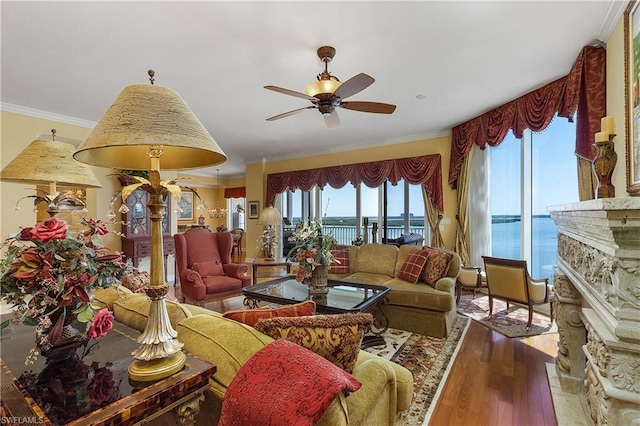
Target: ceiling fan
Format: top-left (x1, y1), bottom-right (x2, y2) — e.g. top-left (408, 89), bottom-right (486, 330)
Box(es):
top-left (264, 46), bottom-right (396, 128)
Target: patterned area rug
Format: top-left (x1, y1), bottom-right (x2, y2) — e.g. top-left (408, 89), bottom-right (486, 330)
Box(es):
top-left (364, 315), bottom-right (469, 426)
top-left (457, 295), bottom-right (556, 338)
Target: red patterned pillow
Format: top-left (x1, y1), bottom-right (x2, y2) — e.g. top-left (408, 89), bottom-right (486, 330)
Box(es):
top-left (420, 247), bottom-right (454, 287)
top-left (222, 301), bottom-right (316, 327)
top-left (218, 339), bottom-right (361, 426)
top-left (328, 245), bottom-right (350, 274)
top-left (398, 249), bottom-right (430, 284)
top-left (254, 313), bottom-right (372, 373)
top-left (192, 261), bottom-right (224, 277)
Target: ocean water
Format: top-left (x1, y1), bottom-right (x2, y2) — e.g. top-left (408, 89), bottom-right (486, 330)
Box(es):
top-left (492, 215), bottom-right (558, 282)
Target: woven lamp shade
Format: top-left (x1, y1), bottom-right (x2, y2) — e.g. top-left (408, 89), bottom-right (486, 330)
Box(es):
top-left (74, 82), bottom-right (226, 170)
top-left (1, 139), bottom-right (102, 187)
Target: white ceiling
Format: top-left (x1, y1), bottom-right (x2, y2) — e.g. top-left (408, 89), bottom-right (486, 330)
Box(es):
top-left (0, 1), bottom-right (625, 179)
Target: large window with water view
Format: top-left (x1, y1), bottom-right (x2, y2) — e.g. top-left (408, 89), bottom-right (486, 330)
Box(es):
top-left (490, 116), bottom-right (578, 282)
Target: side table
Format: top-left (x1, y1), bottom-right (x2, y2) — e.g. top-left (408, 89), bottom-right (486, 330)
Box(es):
top-left (251, 257), bottom-right (292, 285)
top-left (0, 319), bottom-right (216, 426)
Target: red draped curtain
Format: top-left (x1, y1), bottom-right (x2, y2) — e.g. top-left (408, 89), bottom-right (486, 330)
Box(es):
top-left (224, 187), bottom-right (246, 198)
top-left (266, 154), bottom-right (443, 211)
top-left (448, 45), bottom-right (606, 189)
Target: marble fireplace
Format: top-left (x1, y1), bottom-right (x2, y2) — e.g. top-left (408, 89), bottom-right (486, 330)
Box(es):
top-left (548, 198), bottom-right (640, 425)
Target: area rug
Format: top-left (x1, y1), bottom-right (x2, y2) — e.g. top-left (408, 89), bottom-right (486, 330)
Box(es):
top-left (457, 295), bottom-right (556, 338)
top-left (364, 315), bottom-right (469, 426)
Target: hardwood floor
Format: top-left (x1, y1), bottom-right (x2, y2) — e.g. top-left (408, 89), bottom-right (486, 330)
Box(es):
top-left (172, 253), bottom-right (559, 426)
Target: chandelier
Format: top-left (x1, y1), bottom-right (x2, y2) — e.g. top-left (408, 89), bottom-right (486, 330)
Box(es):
top-left (208, 169), bottom-right (227, 218)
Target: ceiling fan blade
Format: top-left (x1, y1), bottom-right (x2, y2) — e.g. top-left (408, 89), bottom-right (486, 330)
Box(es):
top-left (333, 73), bottom-right (375, 99)
top-left (266, 106), bottom-right (316, 121)
top-left (340, 101), bottom-right (396, 114)
top-left (324, 111), bottom-right (341, 129)
top-left (264, 85), bottom-right (317, 101)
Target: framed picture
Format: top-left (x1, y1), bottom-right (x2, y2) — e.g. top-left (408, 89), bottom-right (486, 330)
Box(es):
top-left (177, 191), bottom-right (194, 221)
top-left (248, 200), bottom-right (260, 219)
top-left (625, 0), bottom-right (640, 195)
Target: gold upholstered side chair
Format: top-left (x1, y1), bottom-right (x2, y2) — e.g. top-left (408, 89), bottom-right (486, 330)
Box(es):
top-left (481, 256), bottom-right (553, 330)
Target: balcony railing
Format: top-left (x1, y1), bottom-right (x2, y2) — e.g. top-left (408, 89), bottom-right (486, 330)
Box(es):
top-left (321, 225), bottom-right (424, 245)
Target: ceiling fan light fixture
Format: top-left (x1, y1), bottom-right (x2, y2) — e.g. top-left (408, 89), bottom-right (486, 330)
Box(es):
top-left (305, 79), bottom-right (341, 97)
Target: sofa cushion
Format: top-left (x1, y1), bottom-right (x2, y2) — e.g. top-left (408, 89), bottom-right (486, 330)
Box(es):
top-left (353, 244), bottom-right (398, 277)
top-left (328, 245), bottom-right (351, 274)
top-left (254, 313), bottom-right (373, 373)
top-left (193, 260), bottom-right (224, 277)
top-left (420, 247), bottom-right (454, 287)
top-left (218, 339), bottom-right (361, 426)
top-left (384, 278), bottom-right (454, 312)
top-left (92, 285), bottom-right (132, 310)
top-left (222, 300), bottom-right (316, 327)
top-left (397, 249), bottom-right (430, 284)
top-left (176, 315), bottom-right (274, 391)
top-left (112, 293), bottom-right (193, 332)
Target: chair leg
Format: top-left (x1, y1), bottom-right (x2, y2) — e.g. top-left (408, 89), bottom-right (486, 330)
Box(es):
top-left (527, 308), bottom-right (533, 331)
top-left (456, 283), bottom-right (461, 305)
top-left (488, 295), bottom-right (494, 318)
top-left (549, 300), bottom-right (554, 324)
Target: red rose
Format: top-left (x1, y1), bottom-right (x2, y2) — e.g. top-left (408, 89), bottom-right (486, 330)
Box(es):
top-left (30, 218), bottom-right (68, 242)
top-left (88, 367), bottom-right (118, 405)
top-left (18, 227), bottom-right (34, 241)
top-left (88, 309), bottom-right (114, 339)
top-left (87, 218), bottom-right (109, 236)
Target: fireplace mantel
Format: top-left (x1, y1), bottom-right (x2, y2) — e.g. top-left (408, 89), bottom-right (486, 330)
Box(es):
top-left (548, 198), bottom-right (640, 425)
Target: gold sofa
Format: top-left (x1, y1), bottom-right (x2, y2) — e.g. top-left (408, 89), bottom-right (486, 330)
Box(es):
top-left (328, 244), bottom-right (461, 338)
top-left (93, 287), bottom-right (413, 425)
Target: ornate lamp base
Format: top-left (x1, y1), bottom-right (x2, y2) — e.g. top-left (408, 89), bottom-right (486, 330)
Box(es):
top-left (128, 351), bottom-right (187, 383)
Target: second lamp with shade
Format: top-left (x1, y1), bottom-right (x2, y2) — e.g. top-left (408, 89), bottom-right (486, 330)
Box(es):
top-left (258, 206), bottom-right (283, 261)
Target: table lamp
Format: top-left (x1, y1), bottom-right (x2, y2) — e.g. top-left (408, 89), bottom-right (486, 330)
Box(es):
top-left (258, 206), bottom-right (283, 261)
top-left (1, 129), bottom-right (102, 216)
top-left (74, 70), bottom-right (227, 382)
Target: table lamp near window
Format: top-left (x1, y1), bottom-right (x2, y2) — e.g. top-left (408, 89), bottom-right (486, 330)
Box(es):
top-left (73, 70), bottom-right (227, 382)
top-left (1, 129), bottom-right (102, 216)
top-left (258, 206), bottom-right (283, 261)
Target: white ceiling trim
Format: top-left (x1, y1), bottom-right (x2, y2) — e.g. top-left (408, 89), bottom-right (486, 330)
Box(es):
top-left (1, 103), bottom-right (96, 129)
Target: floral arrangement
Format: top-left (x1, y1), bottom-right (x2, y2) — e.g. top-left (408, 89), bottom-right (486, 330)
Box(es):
top-left (257, 227), bottom-right (278, 258)
top-left (287, 221), bottom-right (337, 282)
top-left (0, 217), bottom-right (128, 364)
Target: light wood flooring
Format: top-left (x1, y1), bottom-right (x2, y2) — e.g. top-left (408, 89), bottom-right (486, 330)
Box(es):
top-left (172, 253), bottom-right (560, 426)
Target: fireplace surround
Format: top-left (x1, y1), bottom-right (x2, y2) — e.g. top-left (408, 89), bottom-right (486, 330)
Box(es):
top-left (549, 198), bottom-right (640, 425)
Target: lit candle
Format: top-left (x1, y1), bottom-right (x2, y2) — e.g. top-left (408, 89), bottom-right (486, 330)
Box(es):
top-left (595, 131), bottom-right (609, 142)
top-left (601, 116), bottom-right (615, 134)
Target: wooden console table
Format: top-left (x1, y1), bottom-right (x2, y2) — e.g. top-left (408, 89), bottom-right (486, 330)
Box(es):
top-left (0, 318), bottom-right (216, 425)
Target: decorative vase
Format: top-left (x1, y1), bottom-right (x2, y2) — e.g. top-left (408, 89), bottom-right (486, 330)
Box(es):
top-left (39, 319), bottom-right (89, 364)
top-left (308, 264), bottom-right (329, 296)
top-left (592, 137), bottom-right (617, 198)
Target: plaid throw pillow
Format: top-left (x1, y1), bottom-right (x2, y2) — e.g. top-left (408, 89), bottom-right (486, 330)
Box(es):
top-left (398, 249), bottom-right (430, 283)
top-left (328, 245), bottom-right (350, 274)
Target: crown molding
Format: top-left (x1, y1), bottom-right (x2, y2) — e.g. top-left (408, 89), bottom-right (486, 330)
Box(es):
top-left (0, 103), bottom-right (96, 129)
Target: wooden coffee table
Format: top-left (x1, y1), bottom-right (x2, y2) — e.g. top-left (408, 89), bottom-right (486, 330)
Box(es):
top-left (242, 277), bottom-right (390, 347)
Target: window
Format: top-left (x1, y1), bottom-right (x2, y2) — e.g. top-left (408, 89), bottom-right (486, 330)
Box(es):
top-left (280, 180), bottom-right (426, 246)
top-left (490, 117), bottom-right (578, 282)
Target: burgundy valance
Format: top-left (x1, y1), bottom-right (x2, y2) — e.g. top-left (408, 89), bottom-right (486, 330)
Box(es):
top-left (224, 187), bottom-right (246, 198)
top-left (448, 45), bottom-right (606, 188)
top-left (266, 154), bottom-right (443, 211)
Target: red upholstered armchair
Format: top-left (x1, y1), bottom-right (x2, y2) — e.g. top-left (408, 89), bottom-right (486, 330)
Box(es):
top-left (174, 228), bottom-right (251, 306)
